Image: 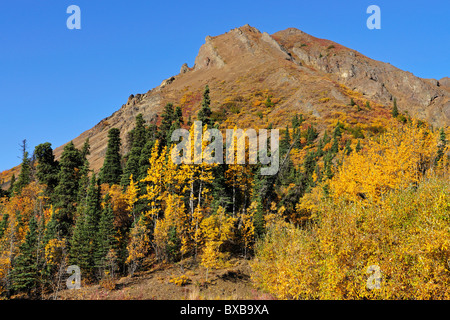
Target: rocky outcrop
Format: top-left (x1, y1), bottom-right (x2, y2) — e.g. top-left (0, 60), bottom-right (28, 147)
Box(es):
top-left (273, 28), bottom-right (450, 128)
top-left (180, 63), bottom-right (190, 74)
top-left (193, 36), bottom-right (226, 70)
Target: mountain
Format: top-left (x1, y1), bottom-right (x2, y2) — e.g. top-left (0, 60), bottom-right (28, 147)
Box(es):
top-left (4, 25), bottom-right (450, 178)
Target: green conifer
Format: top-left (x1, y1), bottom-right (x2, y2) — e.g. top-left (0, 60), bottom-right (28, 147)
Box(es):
top-left (99, 128), bottom-right (123, 185)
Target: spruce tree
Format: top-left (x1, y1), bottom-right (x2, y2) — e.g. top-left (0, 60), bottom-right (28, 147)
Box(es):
top-left (40, 209), bottom-right (60, 289)
top-left (138, 140), bottom-right (155, 180)
top-left (0, 213), bottom-right (9, 239)
top-left (306, 125), bottom-right (318, 145)
top-left (8, 174), bottom-right (15, 197)
top-left (291, 114), bottom-right (304, 149)
top-left (251, 171), bottom-right (265, 239)
top-left (70, 174), bottom-right (101, 278)
top-left (355, 140), bottom-right (362, 153)
top-left (280, 126), bottom-right (291, 157)
top-left (54, 141), bottom-right (84, 238)
top-left (436, 127), bottom-right (447, 164)
top-left (95, 201), bottom-right (117, 274)
top-left (14, 140), bottom-right (31, 195)
top-left (77, 138), bottom-right (92, 206)
top-left (392, 98), bottom-right (399, 118)
top-left (344, 140), bottom-right (353, 155)
top-left (175, 106), bottom-right (184, 127)
top-left (122, 114), bottom-right (147, 186)
top-left (211, 156), bottom-right (233, 214)
top-left (34, 142), bottom-right (59, 197)
top-left (99, 128), bottom-right (123, 185)
top-left (11, 216), bottom-right (40, 296)
top-left (197, 85), bottom-right (212, 126)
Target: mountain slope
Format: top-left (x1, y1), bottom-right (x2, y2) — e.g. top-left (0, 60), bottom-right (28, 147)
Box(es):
top-left (4, 25), bottom-right (450, 178)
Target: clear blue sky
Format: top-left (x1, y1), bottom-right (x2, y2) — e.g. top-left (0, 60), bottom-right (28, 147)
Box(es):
top-left (0, 0), bottom-right (448, 171)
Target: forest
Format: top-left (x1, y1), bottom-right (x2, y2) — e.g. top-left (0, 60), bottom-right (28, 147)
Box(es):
top-left (0, 85), bottom-right (449, 299)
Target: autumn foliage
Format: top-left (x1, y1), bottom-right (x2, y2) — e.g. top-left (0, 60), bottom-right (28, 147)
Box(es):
top-left (251, 119), bottom-right (450, 299)
top-left (0, 84), bottom-right (449, 300)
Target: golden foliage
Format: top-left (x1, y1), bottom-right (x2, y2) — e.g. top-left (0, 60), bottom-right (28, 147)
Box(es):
top-left (169, 274), bottom-right (191, 286)
top-left (200, 206), bottom-right (236, 270)
top-left (330, 119), bottom-right (438, 203)
top-left (126, 217), bottom-right (150, 266)
top-left (252, 117), bottom-right (450, 299)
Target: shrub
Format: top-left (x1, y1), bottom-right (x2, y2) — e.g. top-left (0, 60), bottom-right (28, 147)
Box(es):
top-left (169, 274), bottom-right (191, 287)
top-left (251, 119), bottom-right (449, 299)
top-left (251, 173), bottom-right (450, 299)
top-left (256, 111), bottom-right (263, 119)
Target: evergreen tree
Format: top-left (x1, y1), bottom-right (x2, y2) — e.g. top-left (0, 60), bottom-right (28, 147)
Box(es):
top-left (344, 140), bottom-right (353, 155)
top-left (436, 127), bottom-right (447, 164)
top-left (77, 139), bottom-right (91, 206)
top-left (157, 103), bottom-right (176, 147)
top-left (40, 209), bottom-right (61, 289)
top-left (306, 125), bottom-right (318, 145)
top-left (128, 114), bottom-right (147, 148)
top-left (291, 114), bottom-right (304, 149)
top-left (251, 171), bottom-right (265, 239)
top-left (264, 96), bottom-right (274, 107)
top-left (280, 126), bottom-right (291, 157)
top-left (14, 140), bottom-right (31, 195)
top-left (34, 142), bottom-right (59, 197)
top-left (333, 121), bottom-right (344, 139)
top-left (8, 174), bottom-right (15, 197)
top-left (99, 128), bottom-right (123, 185)
top-left (392, 98), bottom-right (399, 118)
top-left (324, 152), bottom-right (334, 180)
top-left (122, 114), bottom-right (147, 186)
top-left (95, 200), bottom-right (117, 275)
top-left (54, 141), bottom-right (84, 238)
top-left (330, 121), bottom-right (344, 154)
top-left (70, 174), bottom-right (101, 278)
top-left (11, 216), bottom-right (40, 297)
top-left (211, 158), bottom-right (233, 213)
top-left (0, 213), bottom-right (9, 239)
top-left (197, 85), bottom-right (212, 126)
top-left (174, 106), bottom-right (184, 127)
top-left (355, 140), bottom-right (362, 153)
top-left (138, 140), bottom-right (155, 181)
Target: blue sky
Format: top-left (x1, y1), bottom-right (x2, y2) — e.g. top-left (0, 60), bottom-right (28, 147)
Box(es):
top-left (0, 0), bottom-right (448, 171)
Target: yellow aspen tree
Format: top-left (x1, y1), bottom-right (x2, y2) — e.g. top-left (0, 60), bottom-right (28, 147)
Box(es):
top-left (200, 206), bottom-right (236, 279)
top-left (126, 216), bottom-right (150, 276)
top-left (238, 204), bottom-right (255, 258)
top-left (125, 174), bottom-right (140, 223)
top-left (140, 140), bottom-right (166, 222)
top-left (225, 126), bottom-right (253, 217)
top-left (152, 194), bottom-right (186, 261)
top-left (329, 119), bottom-right (438, 203)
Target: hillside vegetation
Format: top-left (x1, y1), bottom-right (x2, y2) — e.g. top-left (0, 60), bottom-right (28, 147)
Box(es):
top-left (0, 80), bottom-right (448, 299)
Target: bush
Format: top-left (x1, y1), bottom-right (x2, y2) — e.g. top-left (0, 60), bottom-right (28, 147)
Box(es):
top-left (251, 174), bottom-right (450, 299)
top-left (251, 120), bottom-right (449, 299)
top-left (256, 111), bottom-right (263, 119)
